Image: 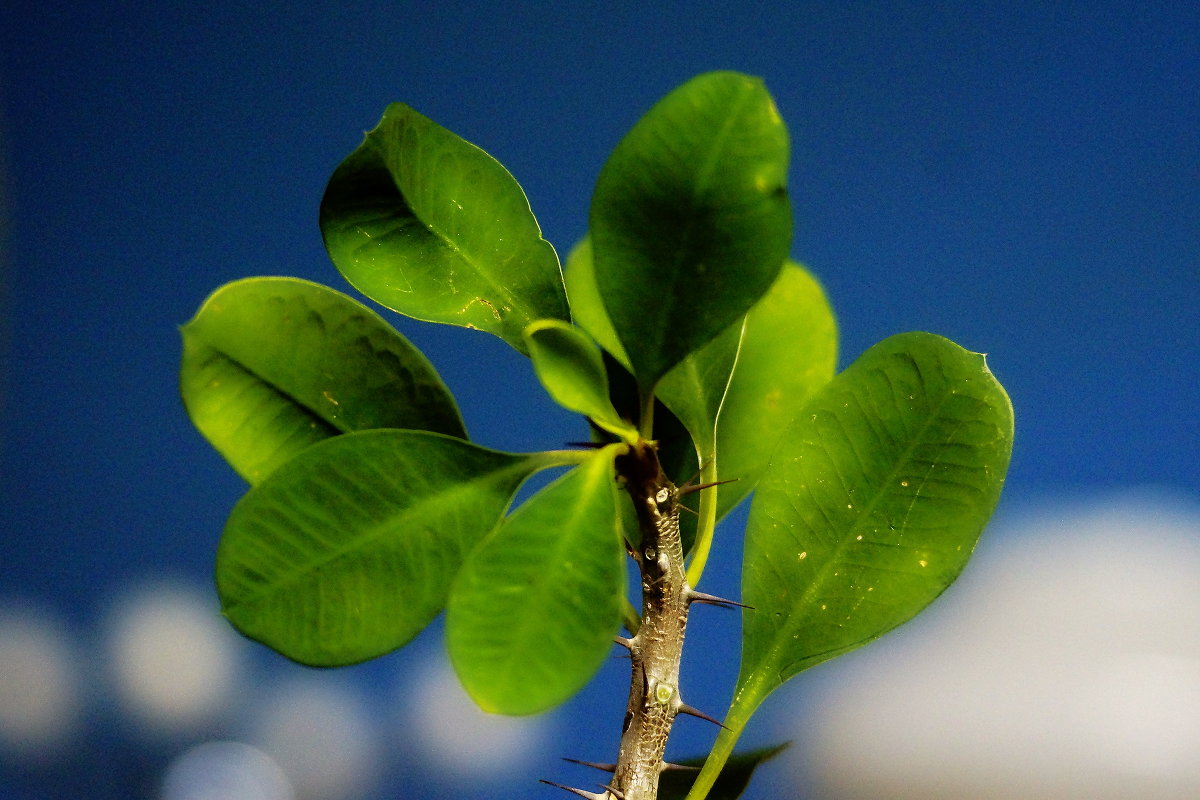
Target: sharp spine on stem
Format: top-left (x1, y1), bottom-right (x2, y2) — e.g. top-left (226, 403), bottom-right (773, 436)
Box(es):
top-left (677, 701), bottom-right (730, 729)
top-left (687, 589), bottom-right (752, 609)
top-left (562, 757), bottom-right (617, 773)
top-left (539, 779), bottom-right (613, 800)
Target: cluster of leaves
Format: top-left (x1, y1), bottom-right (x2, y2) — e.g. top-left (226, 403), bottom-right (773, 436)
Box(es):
top-left (180, 71), bottom-right (1013, 798)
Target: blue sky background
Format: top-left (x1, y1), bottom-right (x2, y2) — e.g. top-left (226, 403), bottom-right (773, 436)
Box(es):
top-left (1, 2), bottom-right (1197, 799)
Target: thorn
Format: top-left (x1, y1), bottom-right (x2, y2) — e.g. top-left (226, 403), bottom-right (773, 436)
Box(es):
top-left (562, 757), bottom-right (616, 773)
top-left (677, 502), bottom-right (699, 517)
top-left (676, 477), bottom-right (738, 497)
top-left (539, 779), bottom-right (608, 799)
top-left (660, 762), bottom-right (702, 773)
top-left (676, 702), bottom-right (731, 730)
top-left (614, 634), bottom-right (634, 650)
top-left (682, 460), bottom-right (707, 487)
top-left (687, 590), bottom-right (753, 610)
top-left (602, 784), bottom-right (626, 799)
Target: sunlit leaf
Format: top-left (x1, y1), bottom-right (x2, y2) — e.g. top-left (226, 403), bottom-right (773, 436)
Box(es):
top-left (733, 331), bottom-right (1013, 729)
top-left (320, 103), bottom-right (569, 354)
top-left (687, 333), bottom-right (1012, 798)
top-left (711, 262), bottom-right (837, 517)
top-left (446, 448), bottom-right (624, 714)
top-left (590, 71), bottom-right (791, 390)
top-left (525, 319), bottom-right (638, 441)
top-left (563, 237), bottom-right (630, 368)
top-left (216, 430), bottom-right (550, 666)
top-left (180, 277), bottom-right (465, 483)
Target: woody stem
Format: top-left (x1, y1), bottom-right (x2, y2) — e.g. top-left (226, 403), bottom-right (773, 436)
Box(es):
top-left (610, 441), bottom-right (691, 800)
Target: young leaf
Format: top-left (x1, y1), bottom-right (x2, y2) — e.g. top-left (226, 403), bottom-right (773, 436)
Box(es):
top-left (590, 71), bottom-right (791, 390)
top-left (180, 277), bottom-right (466, 483)
top-left (319, 103), bottom-right (569, 354)
top-left (710, 262), bottom-right (837, 518)
top-left (690, 332), bottom-right (1012, 797)
top-left (446, 447), bottom-right (624, 715)
top-left (655, 318), bottom-right (742, 583)
top-left (562, 237), bottom-right (630, 369)
top-left (656, 318), bottom-right (742, 467)
top-left (524, 320), bottom-right (638, 442)
top-left (216, 430), bottom-right (554, 667)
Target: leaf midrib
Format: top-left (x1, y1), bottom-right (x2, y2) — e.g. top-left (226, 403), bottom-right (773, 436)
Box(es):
top-left (483, 471), bottom-right (618, 688)
top-left (223, 453), bottom-right (532, 615)
top-left (369, 128), bottom-right (552, 326)
top-left (640, 83), bottom-right (757, 376)
top-left (748, 369), bottom-right (966, 684)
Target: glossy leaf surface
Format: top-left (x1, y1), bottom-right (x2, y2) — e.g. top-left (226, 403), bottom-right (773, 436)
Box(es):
top-left (525, 319), bottom-right (637, 441)
top-left (180, 277), bottom-right (465, 483)
top-left (446, 449), bottom-right (624, 715)
top-left (688, 333), bottom-right (1012, 798)
top-left (737, 332), bottom-right (1011, 723)
top-left (711, 262), bottom-right (837, 517)
top-left (590, 71), bottom-right (791, 389)
top-left (320, 103), bottom-right (568, 354)
top-left (216, 430), bottom-right (548, 666)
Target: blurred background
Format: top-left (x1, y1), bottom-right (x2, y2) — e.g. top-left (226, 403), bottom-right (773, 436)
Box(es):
top-left (1, 2), bottom-right (1196, 798)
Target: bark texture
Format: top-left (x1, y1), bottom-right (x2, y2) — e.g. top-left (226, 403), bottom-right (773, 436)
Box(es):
top-left (610, 442), bottom-right (691, 800)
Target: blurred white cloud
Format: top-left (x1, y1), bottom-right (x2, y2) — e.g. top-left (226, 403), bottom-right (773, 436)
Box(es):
top-left (403, 648), bottom-right (556, 785)
top-left (0, 604), bottom-right (82, 757)
top-left (104, 580), bottom-right (245, 735)
top-left (249, 675), bottom-right (381, 800)
top-left (161, 740), bottom-right (293, 800)
top-left (781, 491), bottom-right (1200, 799)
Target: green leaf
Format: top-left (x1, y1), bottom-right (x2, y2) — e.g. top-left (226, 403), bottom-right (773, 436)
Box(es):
top-left (563, 237), bottom-right (630, 368)
top-left (656, 317), bottom-right (742, 466)
top-left (590, 71), bottom-right (791, 389)
top-left (216, 430), bottom-right (551, 666)
top-left (687, 333), bottom-right (1012, 799)
top-left (446, 447), bottom-right (624, 715)
top-left (524, 319), bottom-right (638, 442)
top-left (711, 262), bottom-right (837, 517)
top-left (656, 263), bottom-right (836, 586)
top-left (655, 317), bottom-right (741, 582)
top-left (180, 277), bottom-right (465, 483)
top-left (659, 742), bottom-right (789, 800)
top-left (319, 103), bottom-right (569, 354)
top-left (739, 331), bottom-right (1012, 686)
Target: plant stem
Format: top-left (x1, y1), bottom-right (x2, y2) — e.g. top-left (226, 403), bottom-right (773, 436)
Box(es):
top-left (683, 454), bottom-right (720, 588)
top-left (610, 441), bottom-right (692, 800)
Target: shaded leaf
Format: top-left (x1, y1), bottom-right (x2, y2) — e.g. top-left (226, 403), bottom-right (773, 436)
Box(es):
top-left (736, 331), bottom-right (1013, 722)
top-left (180, 277), bottom-right (465, 483)
top-left (525, 319), bottom-right (638, 441)
top-left (659, 742), bottom-right (789, 800)
top-left (712, 262), bottom-right (837, 517)
top-left (320, 103), bottom-right (569, 354)
top-left (590, 71), bottom-right (791, 390)
top-left (446, 448), bottom-right (624, 714)
top-left (656, 317), bottom-right (742, 466)
top-left (216, 430), bottom-right (550, 666)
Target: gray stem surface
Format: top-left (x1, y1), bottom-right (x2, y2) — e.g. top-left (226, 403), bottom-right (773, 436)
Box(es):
top-left (610, 442), bottom-right (692, 800)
